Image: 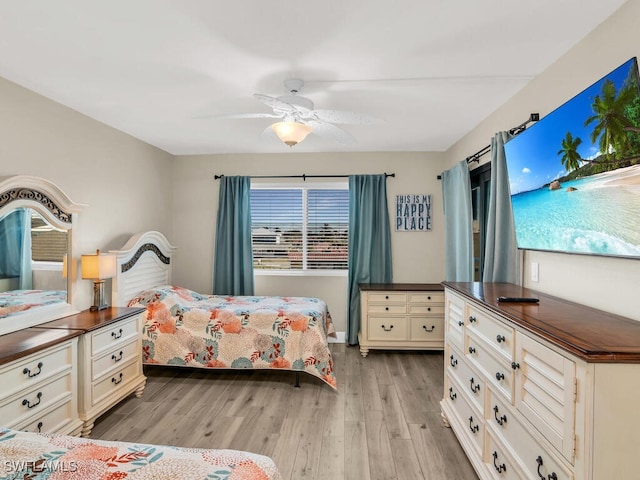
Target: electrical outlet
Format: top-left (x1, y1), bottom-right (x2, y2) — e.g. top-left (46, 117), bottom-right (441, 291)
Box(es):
top-left (531, 262), bottom-right (539, 282)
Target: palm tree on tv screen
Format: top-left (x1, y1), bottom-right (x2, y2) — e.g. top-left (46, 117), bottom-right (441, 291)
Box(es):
top-left (557, 132), bottom-right (583, 172)
top-left (584, 79), bottom-right (636, 160)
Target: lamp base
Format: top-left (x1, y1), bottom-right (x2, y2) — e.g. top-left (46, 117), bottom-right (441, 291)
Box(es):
top-left (91, 279), bottom-right (110, 312)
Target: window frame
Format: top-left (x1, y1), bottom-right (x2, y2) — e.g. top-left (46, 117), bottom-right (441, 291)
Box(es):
top-left (250, 181), bottom-right (349, 277)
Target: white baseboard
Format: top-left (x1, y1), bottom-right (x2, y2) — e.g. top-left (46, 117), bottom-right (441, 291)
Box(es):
top-left (328, 331), bottom-right (346, 343)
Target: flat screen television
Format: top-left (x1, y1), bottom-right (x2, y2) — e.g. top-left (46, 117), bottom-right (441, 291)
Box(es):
top-left (504, 57), bottom-right (640, 259)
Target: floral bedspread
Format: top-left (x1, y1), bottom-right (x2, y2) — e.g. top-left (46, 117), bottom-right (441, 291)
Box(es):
top-left (128, 286), bottom-right (337, 389)
top-left (0, 427), bottom-right (282, 479)
top-left (0, 289), bottom-right (66, 319)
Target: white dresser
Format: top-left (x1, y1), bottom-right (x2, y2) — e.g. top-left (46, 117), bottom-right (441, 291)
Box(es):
top-left (358, 283), bottom-right (444, 357)
top-left (441, 282), bottom-right (640, 480)
top-left (0, 328), bottom-right (84, 435)
top-left (39, 307), bottom-right (147, 437)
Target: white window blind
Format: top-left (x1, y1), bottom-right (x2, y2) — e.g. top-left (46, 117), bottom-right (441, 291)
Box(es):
top-left (250, 185), bottom-right (349, 271)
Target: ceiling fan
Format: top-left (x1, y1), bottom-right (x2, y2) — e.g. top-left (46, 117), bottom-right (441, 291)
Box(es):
top-left (215, 79), bottom-right (382, 146)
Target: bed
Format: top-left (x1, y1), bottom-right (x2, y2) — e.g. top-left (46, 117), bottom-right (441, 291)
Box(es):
top-left (0, 426), bottom-right (282, 479)
top-left (0, 289), bottom-right (66, 319)
top-left (110, 231), bottom-right (337, 390)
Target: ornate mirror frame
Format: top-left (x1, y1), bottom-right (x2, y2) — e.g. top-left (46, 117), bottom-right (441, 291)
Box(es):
top-left (0, 175), bottom-right (86, 335)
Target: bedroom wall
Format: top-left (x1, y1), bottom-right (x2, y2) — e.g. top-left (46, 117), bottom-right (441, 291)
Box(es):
top-left (443, 0), bottom-right (639, 321)
top-left (170, 152), bottom-right (447, 333)
top-left (0, 76), bottom-right (174, 310)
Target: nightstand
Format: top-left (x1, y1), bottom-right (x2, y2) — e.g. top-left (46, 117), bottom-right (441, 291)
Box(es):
top-left (39, 307), bottom-right (146, 437)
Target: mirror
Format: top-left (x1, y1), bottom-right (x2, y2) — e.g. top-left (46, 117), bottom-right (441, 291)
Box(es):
top-left (0, 175), bottom-right (84, 334)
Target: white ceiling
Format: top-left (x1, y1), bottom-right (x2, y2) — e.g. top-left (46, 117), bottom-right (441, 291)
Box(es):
top-left (0, 1), bottom-right (627, 155)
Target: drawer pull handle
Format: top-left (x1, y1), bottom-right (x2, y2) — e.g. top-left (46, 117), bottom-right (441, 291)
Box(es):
top-left (468, 346), bottom-right (476, 354)
top-left (457, 320), bottom-right (464, 327)
top-left (468, 416), bottom-right (479, 433)
top-left (22, 392), bottom-right (42, 409)
top-left (449, 387), bottom-right (457, 401)
top-left (493, 405), bottom-right (507, 425)
top-left (112, 328), bottom-right (123, 340)
top-left (496, 334), bottom-right (506, 343)
top-left (468, 315), bottom-right (477, 323)
top-left (427, 296), bottom-right (431, 300)
top-left (536, 456), bottom-right (558, 480)
top-left (112, 351), bottom-right (124, 362)
top-left (385, 307), bottom-right (389, 311)
top-left (511, 361), bottom-right (520, 370)
top-left (449, 355), bottom-right (458, 367)
top-left (469, 377), bottom-right (481, 393)
top-left (36, 421), bottom-right (43, 433)
top-left (385, 295), bottom-right (389, 300)
top-left (492, 452), bottom-right (506, 473)
top-left (423, 325), bottom-right (435, 333)
top-left (112, 373), bottom-right (124, 385)
top-left (427, 307), bottom-right (431, 312)
top-left (495, 372), bottom-right (505, 381)
top-left (381, 325), bottom-right (394, 332)
top-left (23, 362), bottom-right (43, 378)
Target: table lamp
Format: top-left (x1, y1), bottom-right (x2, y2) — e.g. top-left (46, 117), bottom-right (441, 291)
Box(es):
top-left (81, 249), bottom-right (116, 311)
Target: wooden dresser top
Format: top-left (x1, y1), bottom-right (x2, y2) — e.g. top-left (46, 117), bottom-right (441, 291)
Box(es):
top-left (37, 307), bottom-right (145, 332)
top-left (444, 282), bottom-right (640, 363)
top-left (0, 327), bottom-right (82, 366)
top-left (359, 283), bottom-right (444, 291)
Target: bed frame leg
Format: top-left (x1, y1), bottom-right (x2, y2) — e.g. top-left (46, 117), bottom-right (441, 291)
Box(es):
top-left (294, 372), bottom-right (301, 388)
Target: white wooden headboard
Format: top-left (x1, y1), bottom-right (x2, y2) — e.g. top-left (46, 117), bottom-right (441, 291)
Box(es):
top-left (110, 231), bottom-right (177, 307)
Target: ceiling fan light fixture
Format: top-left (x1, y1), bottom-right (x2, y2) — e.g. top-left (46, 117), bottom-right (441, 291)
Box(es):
top-left (271, 121), bottom-right (312, 147)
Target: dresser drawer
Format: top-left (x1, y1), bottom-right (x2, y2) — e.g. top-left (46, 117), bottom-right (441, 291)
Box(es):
top-left (0, 372), bottom-right (73, 427)
top-left (485, 430), bottom-right (527, 480)
top-left (368, 304), bottom-right (407, 314)
top-left (0, 341), bottom-right (74, 400)
top-left (448, 345), bottom-right (485, 412)
top-left (467, 304), bottom-right (514, 363)
top-left (408, 292), bottom-right (444, 304)
top-left (410, 317), bottom-right (444, 342)
top-left (368, 316), bottom-right (408, 341)
top-left (408, 304), bottom-right (445, 315)
top-left (91, 315), bottom-right (140, 356)
top-left (447, 374), bottom-right (484, 456)
top-left (488, 389), bottom-right (574, 479)
top-left (91, 360), bottom-right (141, 407)
top-left (367, 292), bottom-right (407, 303)
top-left (92, 338), bottom-right (140, 381)
top-left (18, 398), bottom-right (75, 434)
top-left (467, 332), bottom-right (514, 404)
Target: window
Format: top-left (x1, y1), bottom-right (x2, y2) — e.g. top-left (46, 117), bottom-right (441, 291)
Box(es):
top-left (250, 184), bottom-right (349, 272)
top-left (470, 163), bottom-right (491, 281)
top-left (31, 211), bottom-right (67, 262)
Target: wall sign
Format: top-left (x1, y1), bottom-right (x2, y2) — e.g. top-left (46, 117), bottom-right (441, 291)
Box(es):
top-left (396, 194), bottom-right (432, 231)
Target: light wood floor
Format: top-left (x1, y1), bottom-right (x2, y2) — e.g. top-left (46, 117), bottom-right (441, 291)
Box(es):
top-left (91, 344), bottom-right (478, 480)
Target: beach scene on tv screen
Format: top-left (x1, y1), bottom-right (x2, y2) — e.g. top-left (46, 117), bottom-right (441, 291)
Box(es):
top-left (504, 57), bottom-right (640, 258)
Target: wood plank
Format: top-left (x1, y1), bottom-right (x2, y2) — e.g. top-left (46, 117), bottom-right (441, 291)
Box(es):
top-left (90, 347), bottom-right (478, 480)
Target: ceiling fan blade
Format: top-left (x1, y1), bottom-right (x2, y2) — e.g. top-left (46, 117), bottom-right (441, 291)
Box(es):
top-left (308, 120), bottom-right (356, 144)
top-left (306, 109), bottom-right (383, 125)
top-left (260, 124), bottom-right (280, 142)
top-left (253, 93), bottom-right (297, 114)
top-left (193, 112), bottom-right (283, 120)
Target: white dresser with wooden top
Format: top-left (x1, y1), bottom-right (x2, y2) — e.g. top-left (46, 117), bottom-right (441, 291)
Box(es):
top-left (0, 328), bottom-right (84, 435)
top-left (442, 281), bottom-right (640, 480)
top-left (38, 307), bottom-right (146, 437)
top-left (358, 283), bottom-right (445, 357)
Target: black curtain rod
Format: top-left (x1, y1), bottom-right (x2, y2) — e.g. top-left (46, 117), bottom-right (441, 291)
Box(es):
top-left (214, 173), bottom-right (395, 181)
top-left (465, 112), bottom-right (540, 165)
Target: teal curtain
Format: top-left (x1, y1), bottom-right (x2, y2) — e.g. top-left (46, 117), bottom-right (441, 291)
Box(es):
top-left (213, 176), bottom-right (254, 295)
top-left (483, 131), bottom-right (519, 283)
top-left (347, 175), bottom-right (393, 345)
top-left (441, 160), bottom-right (474, 282)
top-left (0, 208), bottom-right (33, 289)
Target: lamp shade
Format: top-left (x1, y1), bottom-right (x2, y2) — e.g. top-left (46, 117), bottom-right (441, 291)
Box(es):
top-left (81, 250), bottom-right (116, 280)
top-left (271, 121), bottom-right (312, 147)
